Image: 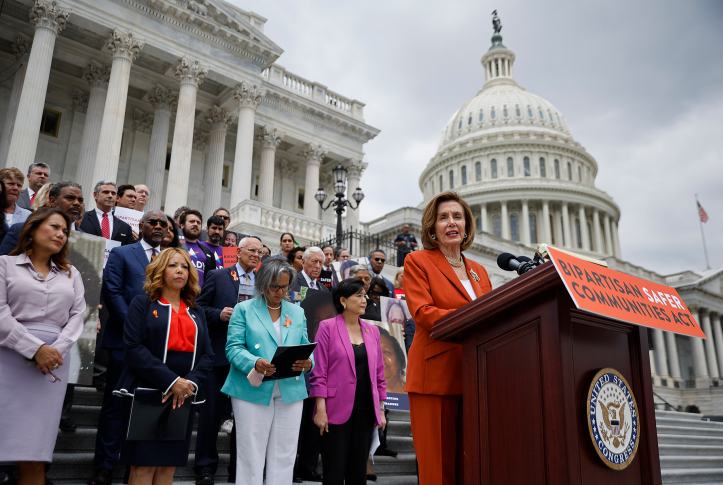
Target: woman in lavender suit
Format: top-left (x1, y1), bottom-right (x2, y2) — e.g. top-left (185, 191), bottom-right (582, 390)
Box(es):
top-left (0, 208), bottom-right (86, 484)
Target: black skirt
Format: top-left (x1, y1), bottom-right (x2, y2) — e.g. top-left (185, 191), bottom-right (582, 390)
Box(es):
top-left (119, 351), bottom-right (197, 467)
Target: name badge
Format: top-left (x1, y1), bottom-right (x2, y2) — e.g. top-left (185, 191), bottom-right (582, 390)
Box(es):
top-left (238, 284), bottom-right (255, 303)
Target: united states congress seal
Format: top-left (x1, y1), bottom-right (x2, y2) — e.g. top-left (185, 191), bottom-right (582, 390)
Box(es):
top-left (586, 368), bottom-right (640, 470)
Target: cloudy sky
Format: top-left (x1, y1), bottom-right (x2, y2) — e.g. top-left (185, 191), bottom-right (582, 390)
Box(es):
top-left (231, 0), bottom-right (723, 275)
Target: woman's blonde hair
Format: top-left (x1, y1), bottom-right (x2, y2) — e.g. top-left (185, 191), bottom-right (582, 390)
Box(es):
top-left (143, 247), bottom-right (201, 307)
top-left (31, 183), bottom-right (54, 211)
top-left (394, 267), bottom-right (404, 289)
top-left (420, 191), bottom-right (475, 251)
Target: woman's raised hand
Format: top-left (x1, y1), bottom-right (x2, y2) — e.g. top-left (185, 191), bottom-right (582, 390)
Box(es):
top-left (163, 378), bottom-right (196, 409)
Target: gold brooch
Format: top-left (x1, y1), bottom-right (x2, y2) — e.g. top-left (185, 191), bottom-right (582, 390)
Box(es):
top-left (469, 269), bottom-right (480, 282)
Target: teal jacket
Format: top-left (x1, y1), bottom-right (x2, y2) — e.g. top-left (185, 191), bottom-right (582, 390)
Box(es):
top-left (222, 297), bottom-right (314, 406)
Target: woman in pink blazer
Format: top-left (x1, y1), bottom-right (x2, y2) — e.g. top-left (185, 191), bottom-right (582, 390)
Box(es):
top-left (310, 278), bottom-right (387, 485)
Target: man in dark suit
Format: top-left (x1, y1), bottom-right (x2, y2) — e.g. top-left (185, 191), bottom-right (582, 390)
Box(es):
top-left (16, 162), bottom-right (50, 210)
top-left (369, 249), bottom-right (395, 298)
top-left (194, 236), bottom-right (263, 485)
top-left (80, 181), bottom-right (134, 245)
top-left (88, 211), bottom-right (167, 485)
top-left (290, 246), bottom-right (330, 293)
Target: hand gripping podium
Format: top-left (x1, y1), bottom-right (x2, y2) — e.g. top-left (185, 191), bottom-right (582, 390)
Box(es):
top-left (431, 262), bottom-right (662, 485)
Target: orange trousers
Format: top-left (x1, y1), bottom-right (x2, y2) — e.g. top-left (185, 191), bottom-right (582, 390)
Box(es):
top-left (408, 393), bottom-right (463, 485)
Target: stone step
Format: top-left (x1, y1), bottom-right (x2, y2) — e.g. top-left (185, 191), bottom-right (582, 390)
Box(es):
top-left (370, 453), bottom-right (417, 475)
top-left (72, 386), bottom-right (106, 407)
top-left (386, 419), bottom-right (412, 437)
top-left (655, 410), bottom-right (705, 422)
top-left (54, 428), bottom-right (234, 453)
top-left (657, 417), bottom-right (723, 430)
top-left (658, 434), bottom-right (723, 447)
top-left (656, 425), bottom-right (723, 437)
top-left (658, 443), bottom-right (723, 456)
top-left (660, 456), bottom-right (723, 469)
top-left (387, 410), bottom-right (411, 422)
top-left (661, 468), bottom-right (723, 484)
top-left (384, 435), bottom-right (415, 453)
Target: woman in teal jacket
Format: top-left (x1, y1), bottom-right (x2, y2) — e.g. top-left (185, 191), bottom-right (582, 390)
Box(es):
top-left (222, 258), bottom-right (313, 485)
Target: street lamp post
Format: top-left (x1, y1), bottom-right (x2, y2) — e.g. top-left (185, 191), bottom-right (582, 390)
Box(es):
top-left (315, 163), bottom-right (364, 249)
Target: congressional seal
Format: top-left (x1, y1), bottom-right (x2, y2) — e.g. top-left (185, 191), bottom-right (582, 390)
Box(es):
top-left (586, 368), bottom-right (640, 470)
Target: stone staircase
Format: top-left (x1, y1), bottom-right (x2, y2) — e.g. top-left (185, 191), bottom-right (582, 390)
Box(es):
top-left (47, 386), bottom-right (418, 484)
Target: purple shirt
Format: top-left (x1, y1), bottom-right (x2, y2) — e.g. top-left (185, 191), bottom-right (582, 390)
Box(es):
top-left (199, 241), bottom-right (222, 267)
top-left (185, 241), bottom-right (208, 286)
top-left (0, 253), bottom-right (86, 359)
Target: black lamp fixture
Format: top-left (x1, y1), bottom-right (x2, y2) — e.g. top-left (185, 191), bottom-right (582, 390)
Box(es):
top-left (316, 163), bottom-right (364, 249)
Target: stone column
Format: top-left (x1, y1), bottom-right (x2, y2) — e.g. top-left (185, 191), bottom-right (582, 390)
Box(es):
top-left (231, 82), bottom-right (266, 208)
top-left (163, 57), bottom-right (208, 214)
top-left (61, 88), bottom-right (88, 179)
top-left (500, 200), bottom-right (509, 240)
top-left (5, 2), bottom-right (70, 169)
top-left (561, 202), bottom-right (572, 248)
top-left (300, 143), bottom-right (326, 219)
top-left (128, 109), bottom-right (153, 184)
top-left (345, 159), bottom-right (367, 231)
top-left (202, 106), bottom-right (234, 217)
top-left (145, 85), bottom-right (178, 211)
top-left (665, 331), bottom-right (682, 382)
top-left (700, 310), bottom-right (720, 378)
top-left (92, 30), bottom-right (144, 184)
top-left (75, 64), bottom-right (110, 200)
top-left (712, 313), bottom-right (723, 382)
top-left (653, 329), bottom-right (671, 385)
top-left (611, 220), bottom-right (622, 259)
top-left (255, 126), bottom-right (284, 207)
top-left (521, 199), bottom-right (530, 245)
top-left (480, 202), bottom-right (488, 232)
top-left (0, 37), bottom-right (31, 167)
top-left (578, 205), bottom-right (590, 250)
top-left (603, 213), bottom-right (613, 255)
top-left (691, 308), bottom-right (710, 388)
top-left (541, 200), bottom-right (551, 245)
top-left (649, 349), bottom-right (660, 387)
top-left (592, 208), bottom-right (603, 254)
top-left (553, 209), bottom-right (563, 247)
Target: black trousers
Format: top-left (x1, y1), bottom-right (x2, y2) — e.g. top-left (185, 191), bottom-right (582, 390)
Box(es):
top-left (61, 384), bottom-right (75, 420)
top-left (320, 408), bottom-right (376, 485)
top-left (295, 398), bottom-right (321, 475)
top-left (93, 350), bottom-right (126, 470)
top-left (194, 365), bottom-right (237, 476)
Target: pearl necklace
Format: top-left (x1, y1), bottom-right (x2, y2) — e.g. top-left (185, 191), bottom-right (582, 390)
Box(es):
top-left (444, 254), bottom-right (464, 267)
top-left (267, 303), bottom-right (281, 310)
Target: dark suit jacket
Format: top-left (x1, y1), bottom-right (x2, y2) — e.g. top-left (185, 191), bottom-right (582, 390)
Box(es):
top-left (116, 295), bottom-right (214, 400)
top-left (0, 223), bottom-right (84, 256)
top-left (17, 188), bottom-right (32, 210)
top-left (80, 211), bottom-right (134, 246)
top-left (291, 271), bottom-right (330, 293)
top-left (101, 241), bottom-right (152, 349)
top-left (196, 265), bottom-right (245, 366)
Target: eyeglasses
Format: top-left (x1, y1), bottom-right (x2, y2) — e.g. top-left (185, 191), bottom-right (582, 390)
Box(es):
top-left (145, 219), bottom-right (169, 228)
top-left (369, 290), bottom-right (381, 298)
top-left (269, 284), bottom-right (291, 292)
top-left (44, 370), bottom-right (61, 383)
top-left (242, 248), bottom-right (263, 255)
top-left (217, 215), bottom-right (230, 220)
top-left (373, 258), bottom-right (386, 263)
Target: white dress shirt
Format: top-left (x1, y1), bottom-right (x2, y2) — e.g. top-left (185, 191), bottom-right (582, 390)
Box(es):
top-left (94, 207), bottom-right (114, 237)
top-left (301, 270), bottom-right (319, 289)
top-left (236, 264), bottom-right (256, 286)
top-left (140, 238), bottom-right (161, 263)
top-left (28, 187), bottom-right (36, 199)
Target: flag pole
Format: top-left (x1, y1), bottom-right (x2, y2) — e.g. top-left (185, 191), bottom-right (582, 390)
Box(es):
top-left (696, 194), bottom-right (711, 270)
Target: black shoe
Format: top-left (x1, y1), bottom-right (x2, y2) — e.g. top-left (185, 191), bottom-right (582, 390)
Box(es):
top-left (375, 447), bottom-right (398, 457)
top-left (87, 468), bottom-right (113, 485)
top-left (1, 472), bottom-right (17, 485)
top-left (295, 471), bottom-right (323, 482)
top-left (367, 474), bottom-right (378, 481)
top-left (59, 418), bottom-right (77, 431)
top-left (292, 477), bottom-right (303, 484)
top-left (227, 469), bottom-right (235, 483)
top-left (195, 470), bottom-right (214, 485)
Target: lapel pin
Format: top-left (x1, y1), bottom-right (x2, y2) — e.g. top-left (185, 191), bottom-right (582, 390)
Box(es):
top-left (469, 269), bottom-right (480, 282)
top-left (283, 315), bottom-right (291, 328)
top-left (153, 310), bottom-right (158, 318)
top-left (231, 271), bottom-right (238, 282)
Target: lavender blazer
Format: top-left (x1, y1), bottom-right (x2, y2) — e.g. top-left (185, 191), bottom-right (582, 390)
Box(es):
top-left (310, 314), bottom-right (387, 426)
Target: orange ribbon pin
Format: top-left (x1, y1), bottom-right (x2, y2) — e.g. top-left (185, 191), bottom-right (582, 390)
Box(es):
top-left (231, 271), bottom-right (238, 282)
top-left (153, 310), bottom-right (158, 318)
top-left (283, 315), bottom-right (291, 328)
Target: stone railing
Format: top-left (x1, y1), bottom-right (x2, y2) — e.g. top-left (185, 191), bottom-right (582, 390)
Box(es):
top-left (261, 64), bottom-right (364, 120)
top-left (229, 199), bottom-right (335, 242)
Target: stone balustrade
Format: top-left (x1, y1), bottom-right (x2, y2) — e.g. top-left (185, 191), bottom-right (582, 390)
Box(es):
top-left (229, 199), bottom-right (335, 243)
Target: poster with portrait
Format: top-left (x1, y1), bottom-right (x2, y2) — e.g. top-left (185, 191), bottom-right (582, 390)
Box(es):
top-left (332, 257), bottom-right (370, 282)
top-left (67, 232), bottom-right (106, 385)
top-left (299, 288), bottom-right (337, 342)
top-left (373, 296), bottom-right (412, 410)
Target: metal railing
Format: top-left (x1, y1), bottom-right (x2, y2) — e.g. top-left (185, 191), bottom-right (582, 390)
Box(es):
top-left (313, 229), bottom-right (413, 267)
top-left (652, 391), bottom-right (679, 412)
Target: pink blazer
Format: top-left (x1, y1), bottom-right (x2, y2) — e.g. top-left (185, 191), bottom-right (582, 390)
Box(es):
top-left (310, 314), bottom-right (387, 426)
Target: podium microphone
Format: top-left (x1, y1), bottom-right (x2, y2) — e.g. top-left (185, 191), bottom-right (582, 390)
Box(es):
top-left (497, 253), bottom-right (536, 275)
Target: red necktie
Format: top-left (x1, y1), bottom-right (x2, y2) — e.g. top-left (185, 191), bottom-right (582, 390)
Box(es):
top-left (101, 213), bottom-right (110, 239)
top-left (30, 193), bottom-right (36, 205)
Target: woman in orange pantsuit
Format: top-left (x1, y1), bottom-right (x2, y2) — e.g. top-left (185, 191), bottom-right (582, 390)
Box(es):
top-left (403, 191), bottom-right (492, 485)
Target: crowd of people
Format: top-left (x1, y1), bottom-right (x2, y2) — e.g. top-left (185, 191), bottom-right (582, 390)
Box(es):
top-left (0, 162), bottom-right (417, 485)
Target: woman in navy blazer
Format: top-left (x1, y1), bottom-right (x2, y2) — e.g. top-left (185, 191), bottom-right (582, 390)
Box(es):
top-left (115, 247), bottom-right (213, 485)
top-left (310, 278), bottom-right (387, 485)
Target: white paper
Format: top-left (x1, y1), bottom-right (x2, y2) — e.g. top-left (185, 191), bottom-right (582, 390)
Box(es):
top-left (104, 239), bottom-right (121, 268)
top-left (369, 425), bottom-right (380, 462)
top-left (113, 207), bottom-right (144, 233)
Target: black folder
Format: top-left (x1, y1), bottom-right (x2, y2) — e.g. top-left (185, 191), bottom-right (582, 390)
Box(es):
top-left (263, 343), bottom-right (318, 381)
top-left (126, 388), bottom-right (191, 441)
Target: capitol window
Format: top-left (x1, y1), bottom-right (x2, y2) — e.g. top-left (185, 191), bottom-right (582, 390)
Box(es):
top-left (507, 157), bottom-right (514, 177)
top-left (539, 110), bottom-right (544, 120)
top-left (491, 109), bottom-right (496, 119)
top-left (516, 106), bottom-right (521, 117)
top-left (528, 108), bottom-right (533, 118)
top-left (510, 214), bottom-right (520, 242)
top-left (575, 219), bottom-right (583, 248)
top-left (577, 166), bottom-right (582, 182)
top-left (440, 175), bottom-right (443, 191)
top-left (476, 217), bottom-right (482, 231)
top-left (554, 159), bottom-right (560, 179)
top-left (567, 162), bottom-right (572, 180)
top-left (461, 165), bottom-right (467, 185)
top-left (458, 120), bottom-right (462, 130)
top-left (529, 214), bottom-right (538, 244)
top-left (523, 157), bottom-right (530, 177)
top-left (557, 115), bottom-right (562, 125)
top-left (479, 111), bottom-right (484, 122)
top-left (40, 109), bottom-right (61, 138)
top-left (475, 161), bottom-right (481, 181)
top-left (491, 159), bottom-right (498, 178)
top-left (468, 116), bottom-right (472, 125)
top-left (503, 107), bottom-right (508, 118)
top-left (549, 113), bottom-right (554, 122)
top-left (539, 158), bottom-right (546, 177)
top-left (449, 170), bottom-right (454, 189)
top-left (492, 215), bottom-right (502, 237)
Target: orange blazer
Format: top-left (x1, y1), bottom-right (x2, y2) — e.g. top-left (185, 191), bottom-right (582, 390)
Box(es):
top-left (403, 249), bottom-right (492, 395)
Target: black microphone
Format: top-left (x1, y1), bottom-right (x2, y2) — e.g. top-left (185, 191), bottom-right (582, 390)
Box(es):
top-left (496, 253), bottom-right (536, 275)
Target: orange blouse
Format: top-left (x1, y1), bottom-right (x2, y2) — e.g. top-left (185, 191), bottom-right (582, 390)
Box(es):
top-left (161, 298), bottom-right (196, 352)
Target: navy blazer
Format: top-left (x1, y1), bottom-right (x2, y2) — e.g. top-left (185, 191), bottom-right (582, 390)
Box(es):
top-left (101, 241), bottom-right (153, 349)
top-left (80, 211), bottom-right (134, 246)
top-left (0, 223), bottom-right (84, 256)
top-left (116, 295), bottom-right (214, 399)
top-left (196, 265), bottom-right (242, 366)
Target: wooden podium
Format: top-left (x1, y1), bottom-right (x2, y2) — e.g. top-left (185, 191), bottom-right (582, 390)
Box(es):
top-left (431, 262), bottom-right (662, 485)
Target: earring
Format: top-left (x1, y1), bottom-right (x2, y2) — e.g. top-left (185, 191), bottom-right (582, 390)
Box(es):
top-left (464, 232), bottom-right (467, 239)
top-left (431, 234), bottom-right (436, 240)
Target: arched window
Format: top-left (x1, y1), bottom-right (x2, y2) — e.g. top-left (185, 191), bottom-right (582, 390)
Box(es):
top-left (587, 222), bottom-right (593, 251)
top-left (503, 107), bottom-right (509, 118)
top-left (491, 159), bottom-right (498, 179)
top-left (577, 166), bottom-right (582, 182)
top-left (539, 157), bottom-right (546, 178)
top-left (549, 113), bottom-right (554, 122)
top-left (528, 108), bottom-right (533, 118)
top-left (554, 159), bottom-right (560, 179)
top-left (550, 214), bottom-right (555, 245)
top-left (475, 161), bottom-right (482, 182)
top-left (491, 109), bottom-right (496, 119)
top-left (439, 175), bottom-right (443, 191)
top-left (523, 157), bottom-right (530, 177)
top-left (507, 157), bottom-right (514, 177)
top-left (458, 120), bottom-right (462, 130)
top-left (539, 110), bottom-right (544, 120)
top-left (476, 217), bottom-right (482, 231)
top-left (529, 214), bottom-right (538, 244)
top-left (556, 114), bottom-right (562, 125)
top-left (516, 106), bottom-right (521, 117)
top-left (479, 111), bottom-right (484, 122)
top-left (510, 214), bottom-right (520, 242)
top-left (567, 162), bottom-right (572, 180)
top-left (468, 116), bottom-right (472, 125)
top-left (449, 170), bottom-right (454, 189)
top-left (461, 166), bottom-right (467, 185)
top-left (492, 214), bottom-right (501, 237)
top-left (575, 219), bottom-right (582, 248)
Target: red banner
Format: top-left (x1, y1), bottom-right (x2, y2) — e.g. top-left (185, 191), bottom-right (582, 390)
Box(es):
top-left (546, 246), bottom-right (705, 338)
top-left (222, 247), bottom-right (237, 268)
